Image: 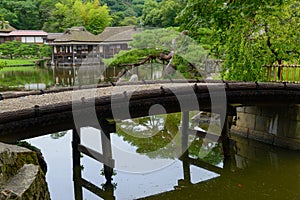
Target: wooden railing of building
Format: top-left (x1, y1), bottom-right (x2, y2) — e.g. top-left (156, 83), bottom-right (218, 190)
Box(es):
top-left (264, 62), bottom-right (300, 83)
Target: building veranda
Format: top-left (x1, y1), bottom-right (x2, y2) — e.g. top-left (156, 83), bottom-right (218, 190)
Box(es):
top-left (49, 26), bottom-right (139, 67)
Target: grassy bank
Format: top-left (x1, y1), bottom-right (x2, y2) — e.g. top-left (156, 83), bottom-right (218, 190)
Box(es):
top-left (1, 66), bottom-right (36, 72)
top-left (0, 58), bottom-right (37, 67)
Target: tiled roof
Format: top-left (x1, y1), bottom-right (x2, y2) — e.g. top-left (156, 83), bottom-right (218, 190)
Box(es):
top-left (54, 26), bottom-right (99, 43)
top-left (0, 33), bottom-right (9, 36)
top-left (98, 26), bottom-right (139, 42)
top-left (9, 30), bottom-right (48, 36)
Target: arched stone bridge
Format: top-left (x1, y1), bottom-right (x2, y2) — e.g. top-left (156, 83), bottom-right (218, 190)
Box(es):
top-left (0, 80), bottom-right (299, 143)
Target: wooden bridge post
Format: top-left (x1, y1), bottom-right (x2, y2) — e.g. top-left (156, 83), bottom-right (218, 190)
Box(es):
top-left (72, 128), bottom-right (83, 200)
top-left (181, 112), bottom-right (189, 156)
top-left (178, 151), bottom-right (191, 187)
top-left (221, 106), bottom-right (236, 159)
top-left (100, 119), bottom-right (116, 185)
top-left (178, 112), bottom-right (192, 187)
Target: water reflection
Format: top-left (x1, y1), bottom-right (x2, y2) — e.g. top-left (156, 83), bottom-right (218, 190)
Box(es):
top-left (26, 113), bottom-right (300, 200)
top-left (0, 66), bottom-right (53, 91)
top-left (0, 63), bottom-right (169, 91)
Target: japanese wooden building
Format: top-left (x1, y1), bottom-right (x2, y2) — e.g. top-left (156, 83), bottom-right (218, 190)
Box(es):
top-left (50, 26), bottom-right (100, 66)
top-left (50, 26), bottom-right (140, 66)
top-left (0, 21), bottom-right (16, 44)
top-left (98, 26), bottom-right (139, 58)
top-left (0, 21), bottom-right (47, 44)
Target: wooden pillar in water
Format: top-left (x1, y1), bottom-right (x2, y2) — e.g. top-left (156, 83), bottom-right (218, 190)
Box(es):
top-left (181, 112), bottom-right (189, 156)
top-left (221, 106), bottom-right (236, 159)
top-left (221, 114), bottom-right (231, 158)
top-left (179, 112), bottom-right (191, 187)
top-left (100, 119), bottom-right (116, 185)
top-left (72, 128), bottom-right (83, 200)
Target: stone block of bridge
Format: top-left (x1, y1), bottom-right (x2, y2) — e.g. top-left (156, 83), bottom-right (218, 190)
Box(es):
top-left (289, 106), bottom-right (300, 121)
top-left (254, 115), bottom-right (270, 132)
top-left (236, 112), bottom-right (256, 130)
top-left (245, 106), bottom-right (261, 115)
top-left (232, 105), bottom-right (300, 150)
top-left (288, 121), bottom-right (300, 139)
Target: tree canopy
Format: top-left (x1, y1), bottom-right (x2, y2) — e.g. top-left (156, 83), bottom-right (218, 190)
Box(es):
top-left (141, 0), bottom-right (186, 27)
top-left (105, 28), bottom-right (208, 79)
top-left (43, 0), bottom-right (111, 34)
top-left (0, 41), bottom-right (51, 59)
top-left (179, 0), bottom-right (300, 81)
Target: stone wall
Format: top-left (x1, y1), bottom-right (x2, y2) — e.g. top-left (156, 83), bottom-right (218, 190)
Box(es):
top-left (231, 105), bottom-right (300, 150)
top-left (0, 142), bottom-right (50, 199)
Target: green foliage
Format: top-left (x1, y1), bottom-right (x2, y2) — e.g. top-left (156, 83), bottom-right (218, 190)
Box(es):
top-left (141, 0), bottom-right (186, 27)
top-left (0, 14), bottom-right (5, 29)
top-left (115, 113), bottom-right (224, 163)
top-left (0, 0), bottom-right (52, 30)
top-left (119, 16), bottom-right (139, 26)
top-left (105, 48), bottom-right (164, 66)
top-left (44, 0), bottom-right (112, 34)
top-left (39, 44), bottom-right (52, 58)
top-left (0, 60), bottom-right (7, 70)
top-left (179, 0), bottom-right (300, 81)
top-left (0, 41), bottom-right (50, 59)
top-left (106, 28), bottom-right (208, 79)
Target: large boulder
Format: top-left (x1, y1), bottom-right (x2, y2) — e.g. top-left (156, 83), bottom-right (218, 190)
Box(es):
top-left (0, 142), bottom-right (50, 200)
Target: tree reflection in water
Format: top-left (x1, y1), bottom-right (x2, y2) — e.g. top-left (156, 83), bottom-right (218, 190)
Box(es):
top-left (68, 111), bottom-right (300, 200)
top-left (116, 113), bottom-right (223, 164)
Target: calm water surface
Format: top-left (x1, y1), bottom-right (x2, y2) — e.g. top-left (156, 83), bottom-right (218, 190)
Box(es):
top-left (26, 114), bottom-right (300, 200)
top-left (2, 66), bottom-right (300, 199)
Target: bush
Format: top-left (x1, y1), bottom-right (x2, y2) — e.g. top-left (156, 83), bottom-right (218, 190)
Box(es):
top-left (0, 40), bottom-right (51, 59)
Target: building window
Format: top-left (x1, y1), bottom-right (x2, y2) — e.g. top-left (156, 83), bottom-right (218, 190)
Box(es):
top-left (35, 37), bottom-right (43, 43)
top-left (26, 37), bottom-right (35, 43)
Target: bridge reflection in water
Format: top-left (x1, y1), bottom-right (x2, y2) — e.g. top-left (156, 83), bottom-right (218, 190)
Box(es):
top-left (65, 112), bottom-right (300, 200)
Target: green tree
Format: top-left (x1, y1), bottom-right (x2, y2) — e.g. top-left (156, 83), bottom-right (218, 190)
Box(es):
top-left (44, 0), bottom-right (112, 34)
top-left (141, 0), bottom-right (161, 27)
top-left (0, 41), bottom-right (18, 59)
top-left (0, 0), bottom-right (43, 30)
top-left (119, 16), bottom-right (139, 26)
top-left (0, 14), bottom-right (5, 29)
top-left (39, 44), bottom-right (52, 58)
top-left (141, 0), bottom-right (186, 27)
top-left (106, 28), bottom-right (207, 79)
top-left (179, 0), bottom-right (300, 81)
top-left (0, 40), bottom-right (50, 59)
top-left (38, 0), bottom-right (61, 31)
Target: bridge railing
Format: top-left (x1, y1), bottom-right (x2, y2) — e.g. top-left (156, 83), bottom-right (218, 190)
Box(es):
top-left (264, 63), bottom-right (300, 83)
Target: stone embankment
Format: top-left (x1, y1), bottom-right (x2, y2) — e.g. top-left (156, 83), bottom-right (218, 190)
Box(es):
top-left (232, 105), bottom-right (300, 150)
top-left (0, 142), bottom-right (50, 199)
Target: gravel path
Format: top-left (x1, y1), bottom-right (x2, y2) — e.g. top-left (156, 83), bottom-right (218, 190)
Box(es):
top-left (0, 83), bottom-right (196, 114)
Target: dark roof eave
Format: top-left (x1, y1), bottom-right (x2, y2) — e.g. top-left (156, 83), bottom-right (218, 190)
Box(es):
top-left (49, 41), bottom-right (101, 45)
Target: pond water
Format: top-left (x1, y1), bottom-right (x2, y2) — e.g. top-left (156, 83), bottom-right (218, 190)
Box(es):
top-left (1, 65), bottom-right (300, 199)
top-left (25, 114), bottom-right (300, 200)
top-left (0, 66), bottom-right (54, 91)
top-left (0, 64), bottom-right (164, 91)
